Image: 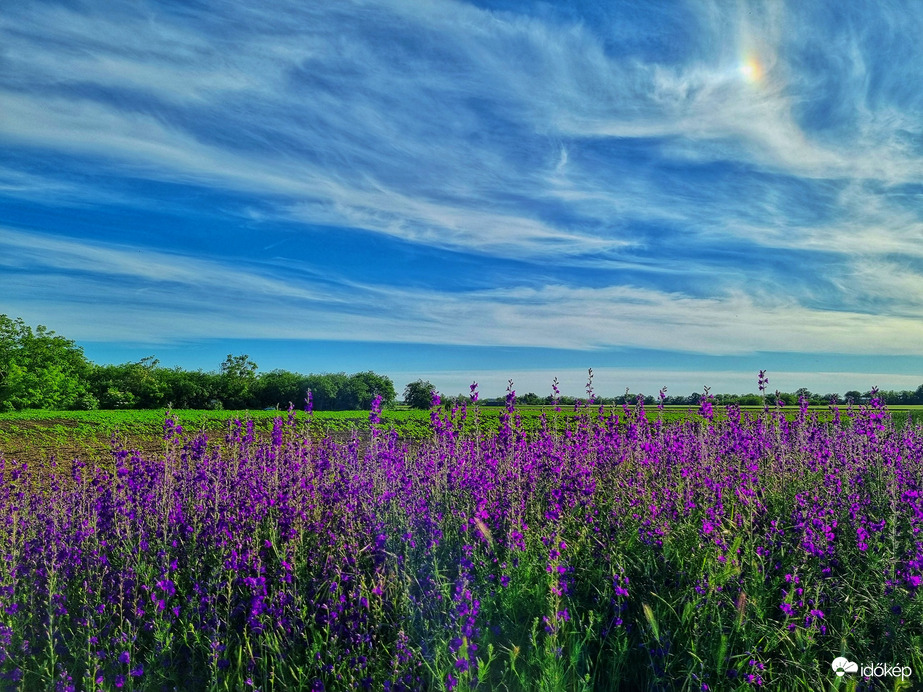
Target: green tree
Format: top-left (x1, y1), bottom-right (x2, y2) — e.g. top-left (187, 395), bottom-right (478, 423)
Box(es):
top-left (349, 371), bottom-right (396, 409)
top-left (255, 370), bottom-right (308, 409)
top-left (0, 315), bottom-right (93, 411)
top-left (775, 392), bottom-right (796, 406)
top-left (913, 385), bottom-right (923, 405)
top-left (158, 368), bottom-right (219, 409)
top-left (335, 374), bottom-right (362, 410)
top-left (88, 358), bottom-right (171, 409)
top-left (403, 379), bottom-right (435, 409)
top-left (303, 372), bottom-right (349, 411)
top-left (220, 354), bottom-right (259, 409)
top-left (129, 357), bottom-right (168, 407)
top-left (519, 392), bottom-right (541, 406)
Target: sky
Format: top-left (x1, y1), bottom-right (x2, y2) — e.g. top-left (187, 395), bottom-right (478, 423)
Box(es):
top-left (2, 0), bottom-right (923, 398)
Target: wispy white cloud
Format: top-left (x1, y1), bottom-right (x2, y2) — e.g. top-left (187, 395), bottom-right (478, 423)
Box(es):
top-left (544, 1), bottom-right (923, 184)
top-left (1, 228), bottom-right (305, 295)
top-left (5, 228), bottom-right (923, 359)
top-left (3, 0), bottom-right (612, 258)
top-left (2, 0), bottom-right (923, 360)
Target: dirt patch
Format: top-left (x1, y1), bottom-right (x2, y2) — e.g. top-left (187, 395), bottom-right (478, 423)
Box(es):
top-left (0, 419), bottom-right (364, 468)
top-left (0, 418), bottom-right (156, 466)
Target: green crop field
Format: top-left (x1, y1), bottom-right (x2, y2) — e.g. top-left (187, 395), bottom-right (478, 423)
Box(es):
top-left (3, 404), bottom-right (923, 467)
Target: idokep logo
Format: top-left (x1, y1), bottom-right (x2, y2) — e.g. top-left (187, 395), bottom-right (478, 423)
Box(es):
top-left (831, 657), bottom-right (858, 676)
top-left (831, 657), bottom-right (912, 682)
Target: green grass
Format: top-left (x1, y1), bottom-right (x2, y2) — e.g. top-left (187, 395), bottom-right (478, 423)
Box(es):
top-left (3, 404), bottom-right (923, 464)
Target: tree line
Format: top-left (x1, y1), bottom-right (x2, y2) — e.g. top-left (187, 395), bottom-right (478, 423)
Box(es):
top-left (444, 387), bottom-right (923, 408)
top-left (0, 315), bottom-right (396, 412)
top-left (3, 315), bottom-right (922, 412)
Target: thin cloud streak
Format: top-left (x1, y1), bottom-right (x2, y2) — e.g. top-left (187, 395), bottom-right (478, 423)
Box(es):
top-left (0, 227), bottom-right (346, 304)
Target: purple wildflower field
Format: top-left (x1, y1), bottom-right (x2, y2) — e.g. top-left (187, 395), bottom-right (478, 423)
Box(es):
top-left (1, 378), bottom-right (922, 690)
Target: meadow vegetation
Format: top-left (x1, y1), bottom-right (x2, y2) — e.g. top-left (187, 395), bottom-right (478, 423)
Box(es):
top-left (1, 380), bottom-right (922, 690)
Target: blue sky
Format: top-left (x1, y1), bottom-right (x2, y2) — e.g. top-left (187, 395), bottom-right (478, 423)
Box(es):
top-left (2, 0), bottom-right (923, 398)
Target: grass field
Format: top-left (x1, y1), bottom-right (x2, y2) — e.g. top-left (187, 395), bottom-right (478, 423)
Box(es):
top-left (1, 396), bottom-right (922, 690)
